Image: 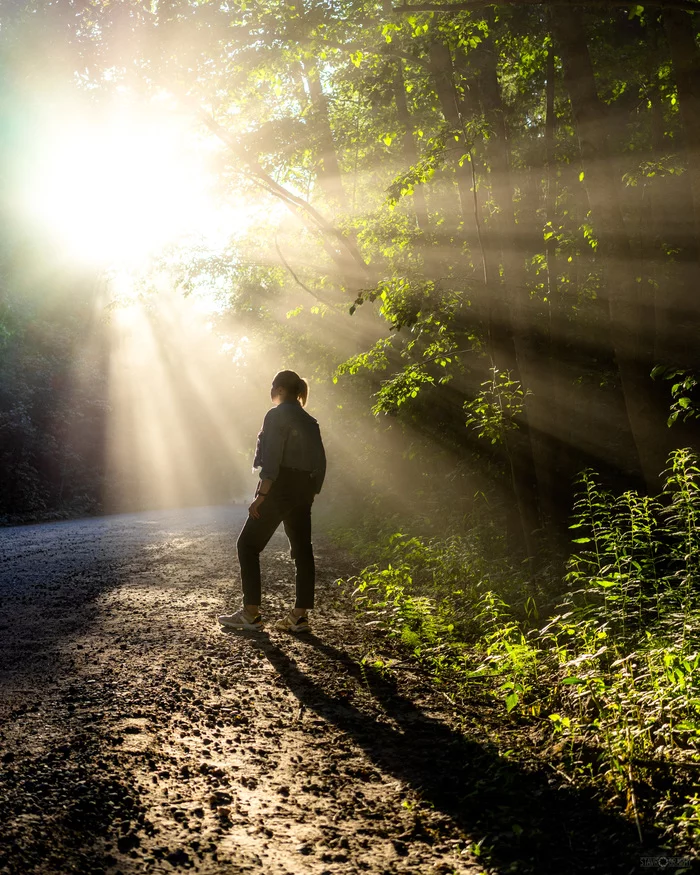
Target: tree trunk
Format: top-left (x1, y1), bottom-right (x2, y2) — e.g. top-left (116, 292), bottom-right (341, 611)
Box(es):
top-left (392, 60), bottom-right (430, 232)
top-left (552, 6), bottom-right (666, 492)
top-left (428, 39), bottom-right (484, 278)
top-left (545, 44), bottom-right (558, 313)
top-left (301, 60), bottom-right (347, 209)
top-left (447, 30), bottom-right (540, 552)
top-left (476, 28), bottom-right (543, 548)
top-left (538, 40), bottom-right (574, 526)
top-left (285, 0), bottom-right (346, 210)
top-left (663, 8), bottom-right (700, 257)
top-left (661, 10), bottom-right (700, 375)
top-left (382, 0), bottom-right (429, 232)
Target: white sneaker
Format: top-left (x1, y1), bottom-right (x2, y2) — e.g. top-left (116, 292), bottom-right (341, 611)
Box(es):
top-left (275, 611), bottom-right (311, 633)
top-left (218, 610), bottom-right (263, 630)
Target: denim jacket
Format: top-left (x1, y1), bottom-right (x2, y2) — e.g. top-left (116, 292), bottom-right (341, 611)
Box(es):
top-left (253, 400), bottom-right (326, 493)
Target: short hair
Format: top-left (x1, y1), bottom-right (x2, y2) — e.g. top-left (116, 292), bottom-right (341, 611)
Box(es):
top-left (272, 370), bottom-right (309, 406)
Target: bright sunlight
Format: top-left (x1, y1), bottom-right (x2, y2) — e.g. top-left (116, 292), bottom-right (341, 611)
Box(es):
top-left (24, 100), bottom-right (221, 266)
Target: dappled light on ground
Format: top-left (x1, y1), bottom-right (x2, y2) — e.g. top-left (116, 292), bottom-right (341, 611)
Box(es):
top-left (0, 511), bottom-right (650, 874)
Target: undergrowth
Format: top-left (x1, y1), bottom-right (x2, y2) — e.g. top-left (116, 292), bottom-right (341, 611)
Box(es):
top-left (337, 448), bottom-right (700, 856)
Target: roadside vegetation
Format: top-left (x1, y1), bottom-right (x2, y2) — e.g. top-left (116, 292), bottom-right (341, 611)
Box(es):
top-left (338, 448), bottom-right (700, 855)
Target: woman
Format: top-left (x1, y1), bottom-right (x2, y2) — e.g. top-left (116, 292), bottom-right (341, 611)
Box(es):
top-left (218, 370), bottom-right (326, 633)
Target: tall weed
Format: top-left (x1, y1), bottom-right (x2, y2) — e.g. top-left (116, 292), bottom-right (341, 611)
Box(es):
top-left (337, 448), bottom-right (700, 851)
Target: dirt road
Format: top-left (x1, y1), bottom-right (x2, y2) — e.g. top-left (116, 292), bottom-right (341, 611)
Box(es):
top-left (0, 507), bottom-right (645, 874)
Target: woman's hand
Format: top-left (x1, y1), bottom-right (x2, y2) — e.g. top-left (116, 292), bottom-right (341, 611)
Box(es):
top-left (248, 494), bottom-right (266, 519)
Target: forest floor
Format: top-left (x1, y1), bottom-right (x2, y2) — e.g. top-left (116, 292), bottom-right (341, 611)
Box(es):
top-left (0, 506), bottom-right (659, 875)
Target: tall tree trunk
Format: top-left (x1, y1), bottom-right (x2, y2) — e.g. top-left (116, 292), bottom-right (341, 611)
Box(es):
top-left (552, 6), bottom-right (665, 492)
top-left (663, 8), bottom-right (700, 257)
top-left (449, 30), bottom-right (540, 552)
top-left (538, 39), bottom-right (574, 526)
top-left (393, 62), bottom-right (430, 232)
top-left (475, 26), bottom-right (542, 547)
top-left (428, 39), bottom-right (484, 278)
top-left (285, 0), bottom-right (346, 210)
top-left (301, 60), bottom-right (347, 209)
top-left (661, 9), bottom-right (700, 375)
top-left (382, 0), bottom-right (429, 232)
top-left (545, 44), bottom-right (558, 314)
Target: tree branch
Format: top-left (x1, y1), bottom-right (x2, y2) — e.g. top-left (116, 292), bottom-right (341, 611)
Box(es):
top-left (321, 39), bottom-right (433, 72)
top-left (394, 0), bottom-right (700, 14)
top-left (193, 105), bottom-right (373, 284)
top-left (274, 234), bottom-right (337, 307)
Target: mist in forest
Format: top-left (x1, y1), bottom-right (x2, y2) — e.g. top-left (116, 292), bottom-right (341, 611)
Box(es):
top-left (0, 0), bottom-right (698, 544)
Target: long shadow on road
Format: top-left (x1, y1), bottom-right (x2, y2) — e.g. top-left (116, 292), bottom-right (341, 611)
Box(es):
top-left (248, 631), bottom-right (650, 875)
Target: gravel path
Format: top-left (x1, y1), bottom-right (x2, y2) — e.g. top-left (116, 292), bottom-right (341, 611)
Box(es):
top-left (0, 507), bottom-right (645, 874)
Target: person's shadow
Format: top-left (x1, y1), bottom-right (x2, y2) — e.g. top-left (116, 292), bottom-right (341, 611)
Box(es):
top-left (241, 630), bottom-right (655, 875)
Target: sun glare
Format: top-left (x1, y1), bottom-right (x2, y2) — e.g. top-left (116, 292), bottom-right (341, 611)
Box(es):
top-left (24, 103), bottom-right (222, 266)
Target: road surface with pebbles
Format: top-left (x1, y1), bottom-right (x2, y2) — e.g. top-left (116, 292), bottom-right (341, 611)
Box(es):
top-left (0, 507), bottom-right (645, 874)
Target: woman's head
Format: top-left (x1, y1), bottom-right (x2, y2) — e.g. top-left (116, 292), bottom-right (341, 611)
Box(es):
top-left (271, 370), bottom-right (309, 407)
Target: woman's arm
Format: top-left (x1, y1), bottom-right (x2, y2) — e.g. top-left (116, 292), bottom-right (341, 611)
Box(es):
top-left (249, 477), bottom-right (274, 519)
top-left (258, 409), bottom-right (287, 483)
top-left (256, 478), bottom-right (274, 497)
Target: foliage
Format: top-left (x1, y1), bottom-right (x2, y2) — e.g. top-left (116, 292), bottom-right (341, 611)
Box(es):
top-left (3, 0), bottom-right (700, 528)
top-left (0, 280), bottom-right (108, 521)
top-left (652, 365), bottom-right (700, 427)
top-left (339, 448), bottom-right (700, 851)
top-left (464, 367), bottom-right (529, 446)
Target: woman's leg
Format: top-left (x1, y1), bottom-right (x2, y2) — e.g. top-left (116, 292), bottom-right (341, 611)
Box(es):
top-left (237, 500), bottom-right (283, 607)
top-left (282, 502), bottom-right (315, 610)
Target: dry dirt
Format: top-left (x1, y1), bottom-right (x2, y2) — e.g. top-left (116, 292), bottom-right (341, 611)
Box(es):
top-left (0, 506), bottom-right (649, 874)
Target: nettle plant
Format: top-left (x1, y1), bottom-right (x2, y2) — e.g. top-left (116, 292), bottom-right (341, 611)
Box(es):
top-left (464, 367), bottom-right (530, 445)
top-left (652, 365), bottom-right (700, 427)
top-left (343, 449), bottom-right (700, 845)
top-left (540, 449), bottom-right (700, 837)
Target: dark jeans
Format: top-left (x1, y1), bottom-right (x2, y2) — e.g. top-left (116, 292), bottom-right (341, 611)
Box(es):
top-left (237, 468), bottom-right (316, 610)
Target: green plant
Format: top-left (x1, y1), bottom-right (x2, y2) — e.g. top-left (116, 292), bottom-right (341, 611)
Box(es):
top-left (337, 449), bottom-right (700, 854)
top-left (651, 365), bottom-right (700, 426)
top-left (464, 367), bottom-right (530, 446)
